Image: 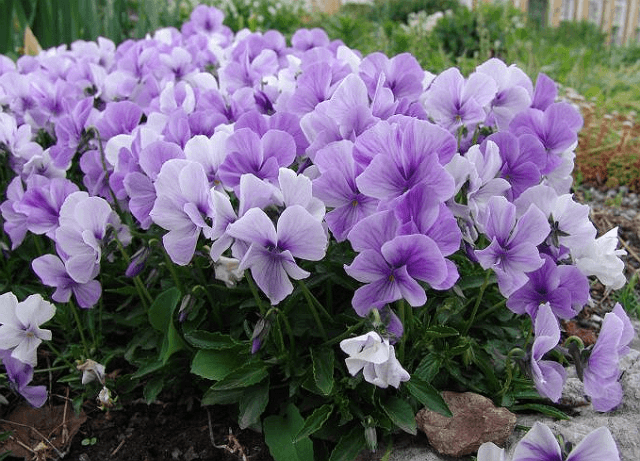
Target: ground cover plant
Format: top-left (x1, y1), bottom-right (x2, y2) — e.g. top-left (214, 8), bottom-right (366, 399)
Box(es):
top-left (0, 2), bottom-right (638, 460)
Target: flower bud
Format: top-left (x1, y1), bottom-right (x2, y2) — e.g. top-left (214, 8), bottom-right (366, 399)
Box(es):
top-left (125, 246), bottom-right (150, 278)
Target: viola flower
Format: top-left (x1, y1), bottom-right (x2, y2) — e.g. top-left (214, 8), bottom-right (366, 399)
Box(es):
top-left (478, 422), bottom-right (620, 461)
top-left (422, 67), bottom-right (497, 133)
top-left (226, 205), bottom-right (327, 305)
top-left (0, 293), bottom-right (55, 367)
top-left (340, 331), bottom-right (410, 389)
top-left (0, 349), bottom-right (48, 408)
top-left (530, 303), bottom-right (566, 402)
top-left (0, 177), bottom-right (29, 249)
top-left (583, 303), bottom-right (634, 412)
top-left (359, 52), bottom-right (425, 102)
top-left (475, 58), bottom-right (533, 129)
top-left (150, 159), bottom-right (215, 266)
top-left (355, 118), bottom-right (456, 206)
top-left (32, 254), bottom-right (102, 308)
top-left (571, 227), bottom-right (627, 291)
top-left (217, 127), bottom-right (296, 190)
top-left (312, 140), bottom-right (378, 241)
top-left (345, 211), bottom-right (449, 315)
top-left (507, 254), bottom-right (589, 320)
top-left (475, 196), bottom-right (550, 297)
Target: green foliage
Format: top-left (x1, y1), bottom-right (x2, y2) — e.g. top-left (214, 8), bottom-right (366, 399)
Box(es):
top-left (614, 272), bottom-right (640, 318)
top-left (370, 0), bottom-right (460, 24)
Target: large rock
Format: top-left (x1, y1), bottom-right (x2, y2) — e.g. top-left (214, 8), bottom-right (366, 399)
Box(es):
top-left (415, 391), bottom-right (516, 457)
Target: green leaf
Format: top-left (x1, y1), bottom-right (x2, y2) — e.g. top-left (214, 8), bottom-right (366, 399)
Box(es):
top-left (329, 425), bottom-right (366, 461)
top-left (380, 396), bottom-right (417, 435)
top-left (148, 287), bottom-right (186, 364)
top-left (424, 325), bottom-right (460, 338)
top-left (143, 375), bottom-right (164, 403)
top-left (201, 387), bottom-right (244, 406)
top-left (238, 380), bottom-right (269, 429)
top-left (413, 353), bottom-right (442, 382)
top-left (130, 360), bottom-right (165, 379)
top-left (210, 361), bottom-right (268, 391)
top-left (184, 330), bottom-right (241, 350)
top-left (311, 347), bottom-right (334, 396)
top-left (264, 403), bottom-right (314, 461)
top-left (405, 377), bottom-right (452, 417)
top-left (294, 404), bottom-right (334, 442)
top-left (509, 403), bottom-right (569, 420)
top-left (190, 348), bottom-right (246, 381)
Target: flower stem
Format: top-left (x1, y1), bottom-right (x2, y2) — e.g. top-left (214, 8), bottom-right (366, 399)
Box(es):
top-left (298, 280), bottom-right (328, 341)
top-left (245, 270), bottom-right (267, 316)
top-left (321, 318), bottom-right (368, 347)
top-left (462, 271), bottom-right (491, 336)
top-left (69, 299), bottom-right (91, 358)
top-left (397, 300), bottom-right (406, 362)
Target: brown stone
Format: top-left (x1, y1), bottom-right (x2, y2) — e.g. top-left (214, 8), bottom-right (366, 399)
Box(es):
top-left (415, 391), bottom-right (516, 458)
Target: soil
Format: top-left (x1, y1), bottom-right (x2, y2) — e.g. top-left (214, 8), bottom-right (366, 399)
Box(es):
top-left (2, 185), bottom-right (639, 461)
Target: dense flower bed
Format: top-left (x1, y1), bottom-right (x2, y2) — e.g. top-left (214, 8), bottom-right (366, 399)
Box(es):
top-left (0, 5), bottom-right (633, 460)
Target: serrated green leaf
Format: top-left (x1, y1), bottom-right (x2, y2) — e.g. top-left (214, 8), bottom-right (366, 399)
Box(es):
top-left (294, 404), bottom-right (334, 442)
top-left (380, 396), bottom-right (417, 435)
top-left (201, 387), bottom-right (244, 406)
top-left (424, 325), bottom-right (460, 338)
top-left (405, 377), bottom-right (452, 417)
top-left (190, 348), bottom-right (246, 381)
top-left (264, 403), bottom-right (314, 461)
top-left (238, 380), bottom-right (269, 429)
top-left (509, 403), bottom-right (569, 420)
top-left (329, 425), bottom-right (366, 461)
top-left (311, 347), bottom-right (334, 396)
top-left (210, 361), bottom-right (268, 391)
top-left (184, 330), bottom-right (241, 350)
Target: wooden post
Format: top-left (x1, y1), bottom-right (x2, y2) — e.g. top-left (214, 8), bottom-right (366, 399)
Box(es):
top-left (624, 0), bottom-right (640, 44)
top-left (310, 0), bottom-right (342, 14)
top-left (575, 0), bottom-right (590, 20)
top-left (548, 0), bottom-right (564, 25)
top-left (601, 0), bottom-right (617, 40)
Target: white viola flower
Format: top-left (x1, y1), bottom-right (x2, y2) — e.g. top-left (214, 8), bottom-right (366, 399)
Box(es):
top-left (572, 227), bottom-right (627, 290)
top-left (340, 332), bottom-right (410, 389)
top-left (214, 256), bottom-right (244, 288)
top-left (0, 292), bottom-right (56, 366)
top-left (77, 359), bottom-right (106, 385)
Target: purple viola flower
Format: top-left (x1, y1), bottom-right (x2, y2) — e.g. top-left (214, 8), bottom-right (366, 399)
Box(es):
top-left (359, 52), bottom-right (424, 102)
top-left (284, 62), bottom-right (335, 117)
top-left (422, 67), bottom-right (497, 133)
top-left (300, 74), bottom-right (378, 158)
top-left (54, 192), bottom-right (118, 284)
top-left (0, 177), bottom-right (29, 249)
top-left (531, 72), bottom-right (558, 111)
top-left (312, 140), bottom-right (379, 241)
top-left (0, 349), bottom-right (47, 407)
top-left (50, 97), bottom-right (94, 169)
top-left (234, 110), bottom-right (309, 157)
top-left (514, 184), bottom-right (596, 255)
top-left (475, 196), bottom-right (550, 297)
top-left (32, 254), bottom-right (101, 308)
top-left (479, 421), bottom-right (620, 461)
top-left (291, 28), bottom-right (330, 52)
top-left (150, 159), bottom-right (215, 266)
top-left (345, 211), bottom-right (449, 315)
top-left (483, 132), bottom-right (545, 200)
top-left (475, 58), bottom-right (533, 130)
top-left (583, 303), bottom-right (635, 412)
top-left (509, 102), bottom-right (583, 172)
top-left (507, 255), bottom-right (589, 320)
top-left (226, 205), bottom-right (328, 305)
top-left (183, 131), bottom-right (229, 189)
top-left (355, 118), bottom-right (456, 206)
top-left (15, 176), bottom-right (79, 239)
top-left (94, 100), bottom-right (144, 140)
top-left (217, 128), bottom-right (296, 190)
top-left (530, 303), bottom-right (566, 402)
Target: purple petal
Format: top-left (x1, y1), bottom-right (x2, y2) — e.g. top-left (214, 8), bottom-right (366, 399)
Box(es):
top-left (566, 426), bottom-right (620, 461)
top-left (512, 422), bottom-right (562, 461)
top-left (276, 205), bottom-right (327, 261)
